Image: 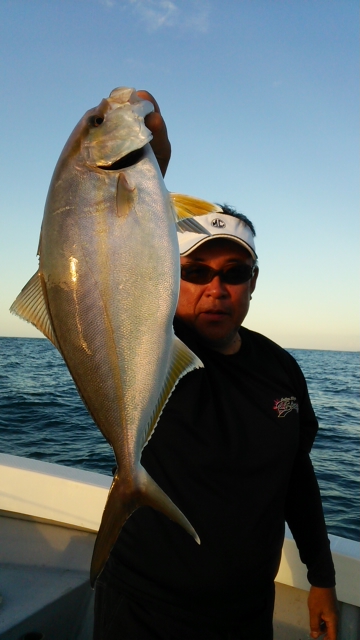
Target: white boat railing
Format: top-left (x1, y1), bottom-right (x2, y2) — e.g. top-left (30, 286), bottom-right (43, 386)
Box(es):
top-left (0, 453), bottom-right (359, 639)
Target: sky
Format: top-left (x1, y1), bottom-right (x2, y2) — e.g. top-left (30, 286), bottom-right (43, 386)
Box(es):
top-left (0, 0), bottom-right (358, 351)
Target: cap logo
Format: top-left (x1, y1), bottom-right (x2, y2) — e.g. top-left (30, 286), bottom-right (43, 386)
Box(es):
top-left (211, 218), bottom-right (226, 228)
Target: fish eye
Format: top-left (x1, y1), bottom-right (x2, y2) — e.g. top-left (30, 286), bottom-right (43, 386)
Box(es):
top-left (89, 115), bottom-right (104, 127)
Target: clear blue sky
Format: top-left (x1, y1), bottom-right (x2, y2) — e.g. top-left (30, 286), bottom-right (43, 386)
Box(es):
top-left (1, 0), bottom-right (358, 350)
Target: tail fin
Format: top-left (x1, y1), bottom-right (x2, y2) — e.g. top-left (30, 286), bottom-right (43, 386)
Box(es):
top-left (90, 465), bottom-right (200, 587)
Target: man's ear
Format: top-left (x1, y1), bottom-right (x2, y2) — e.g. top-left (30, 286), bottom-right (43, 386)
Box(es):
top-left (250, 266), bottom-right (259, 294)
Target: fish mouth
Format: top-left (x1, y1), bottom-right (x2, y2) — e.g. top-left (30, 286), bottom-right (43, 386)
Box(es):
top-left (98, 147), bottom-right (145, 171)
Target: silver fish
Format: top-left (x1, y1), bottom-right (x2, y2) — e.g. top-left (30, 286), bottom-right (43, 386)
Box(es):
top-left (10, 87), bottom-right (218, 585)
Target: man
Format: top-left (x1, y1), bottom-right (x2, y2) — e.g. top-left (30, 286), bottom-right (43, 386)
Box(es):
top-left (93, 93), bottom-right (338, 640)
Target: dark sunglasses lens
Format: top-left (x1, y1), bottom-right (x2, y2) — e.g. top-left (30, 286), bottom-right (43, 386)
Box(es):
top-left (181, 264), bottom-right (254, 284)
top-left (181, 266), bottom-right (213, 284)
top-left (222, 265), bottom-right (254, 284)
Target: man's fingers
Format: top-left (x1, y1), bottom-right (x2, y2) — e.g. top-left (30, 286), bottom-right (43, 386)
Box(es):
top-left (309, 612), bottom-right (322, 638)
top-left (308, 587), bottom-right (338, 640)
top-left (310, 621), bottom-right (337, 640)
top-left (137, 90), bottom-right (171, 176)
top-left (322, 617), bottom-right (338, 640)
top-left (137, 90), bottom-right (161, 113)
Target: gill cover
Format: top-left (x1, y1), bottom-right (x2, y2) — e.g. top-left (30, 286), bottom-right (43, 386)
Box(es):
top-left (84, 87), bottom-right (154, 167)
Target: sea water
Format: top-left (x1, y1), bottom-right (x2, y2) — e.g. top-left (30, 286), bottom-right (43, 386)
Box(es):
top-left (0, 337), bottom-right (358, 541)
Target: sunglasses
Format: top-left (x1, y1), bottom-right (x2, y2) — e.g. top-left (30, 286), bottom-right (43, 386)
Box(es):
top-left (180, 263), bottom-right (256, 285)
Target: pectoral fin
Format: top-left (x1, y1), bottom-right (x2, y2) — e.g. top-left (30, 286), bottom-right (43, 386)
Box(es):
top-left (10, 273), bottom-right (59, 350)
top-left (116, 172), bottom-right (136, 218)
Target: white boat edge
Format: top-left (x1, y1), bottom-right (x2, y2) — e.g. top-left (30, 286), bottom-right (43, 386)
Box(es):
top-left (0, 452), bottom-right (359, 639)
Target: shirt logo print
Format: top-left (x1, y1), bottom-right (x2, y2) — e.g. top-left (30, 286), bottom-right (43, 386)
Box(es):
top-left (273, 396), bottom-right (299, 418)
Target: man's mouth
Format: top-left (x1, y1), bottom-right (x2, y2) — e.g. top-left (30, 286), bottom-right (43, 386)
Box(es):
top-left (202, 309), bottom-right (228, 317)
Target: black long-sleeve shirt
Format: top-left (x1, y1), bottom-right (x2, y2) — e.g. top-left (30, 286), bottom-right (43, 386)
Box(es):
top-left (103, 319), bottom-right (335, 621)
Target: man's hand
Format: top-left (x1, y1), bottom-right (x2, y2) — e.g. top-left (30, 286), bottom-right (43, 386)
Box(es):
top-left (137, 90), bottom-right (171, 177)
top-left (308, 586), bottom-right (339, 640)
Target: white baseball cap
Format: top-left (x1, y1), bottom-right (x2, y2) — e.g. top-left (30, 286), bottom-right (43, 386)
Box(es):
top-left (177, 211), bottom-right (257, 260)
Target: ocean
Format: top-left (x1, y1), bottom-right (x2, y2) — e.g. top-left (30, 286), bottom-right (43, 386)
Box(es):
top-left (0, 336), bottom-right (359, 542)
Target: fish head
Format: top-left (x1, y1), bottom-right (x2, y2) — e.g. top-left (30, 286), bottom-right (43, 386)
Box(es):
top-left (57, 87), bottom-right (154, 173)
top-left (83, 87), bottom-right (154, 168)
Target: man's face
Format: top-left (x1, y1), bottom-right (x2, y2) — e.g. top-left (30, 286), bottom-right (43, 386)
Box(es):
top-left (175, 239), bottom-right (258, 353)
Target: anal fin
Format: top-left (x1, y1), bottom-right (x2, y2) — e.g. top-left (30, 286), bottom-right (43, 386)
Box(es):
top-left (144, 335), bottom-right (204, 447)
top-left (90, 337), bottom-right (204, 586)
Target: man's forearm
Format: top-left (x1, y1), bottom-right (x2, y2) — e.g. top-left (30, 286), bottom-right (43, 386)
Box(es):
top-left (285, 450), bottom-right (335, 587)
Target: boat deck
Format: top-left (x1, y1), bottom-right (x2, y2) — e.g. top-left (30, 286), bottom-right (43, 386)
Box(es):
top-left (0, 453), bottom-right (359, 639)
top-left (0, 514), bottom-right (94, 640)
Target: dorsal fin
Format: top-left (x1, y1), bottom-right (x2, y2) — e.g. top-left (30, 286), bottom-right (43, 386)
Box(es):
top-left (10, 273), bottom-right (60, 350)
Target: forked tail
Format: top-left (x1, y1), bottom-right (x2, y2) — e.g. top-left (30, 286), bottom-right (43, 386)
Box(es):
top-left (90, 465), bottom-right (200, 587)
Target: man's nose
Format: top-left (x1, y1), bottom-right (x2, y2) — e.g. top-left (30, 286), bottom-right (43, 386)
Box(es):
top-left (205, 275), bottom-right (229, 296)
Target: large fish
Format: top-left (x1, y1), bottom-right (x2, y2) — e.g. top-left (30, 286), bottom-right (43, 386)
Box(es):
top-left (10, 87), bottom-right (221, 586)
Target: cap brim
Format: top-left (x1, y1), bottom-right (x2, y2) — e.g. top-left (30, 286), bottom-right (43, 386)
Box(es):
top-left (180, 235), bottom-right (257, 260)
top-left (177, 212), bottom-right (257, 260)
